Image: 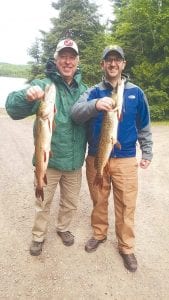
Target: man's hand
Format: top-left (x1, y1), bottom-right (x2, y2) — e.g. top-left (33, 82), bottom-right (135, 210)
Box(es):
top-left (95, 97), bottom-right (116, 112)
top-left (26, 86), bottom-right (44, 102)
top-left (140, 159), bottom-right (151, 169)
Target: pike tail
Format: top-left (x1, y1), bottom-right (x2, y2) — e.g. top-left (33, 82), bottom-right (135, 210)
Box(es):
top-left (34, 173), bottom-right (47, 201)
top-left (93, 174), bottom-right (104, 189)
top-left (35, 187), bottom-right (44, 202)
top-left (93, 163), bottom-right (111, 189)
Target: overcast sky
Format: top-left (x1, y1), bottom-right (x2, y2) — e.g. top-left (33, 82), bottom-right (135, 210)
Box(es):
top-left (0, 0), bottom-right (112, 65)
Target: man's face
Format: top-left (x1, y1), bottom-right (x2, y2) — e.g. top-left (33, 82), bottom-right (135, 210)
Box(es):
top-left (55, 48), bottom-right (79, 83)
top-left (101, 51), bottom-right (126, 82)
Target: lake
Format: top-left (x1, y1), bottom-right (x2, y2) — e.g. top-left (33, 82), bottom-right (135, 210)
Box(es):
top-left (0, 76), bottom-right (28, 108)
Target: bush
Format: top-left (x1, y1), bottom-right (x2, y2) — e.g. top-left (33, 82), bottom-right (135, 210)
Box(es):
top-left (145, 87), bottom-right (169, 121)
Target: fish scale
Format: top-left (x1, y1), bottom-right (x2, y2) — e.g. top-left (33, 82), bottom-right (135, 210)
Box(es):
top-left (34, 83), bottom-right (56, 201)
top-left (94, 79), bottom-right (124, 188)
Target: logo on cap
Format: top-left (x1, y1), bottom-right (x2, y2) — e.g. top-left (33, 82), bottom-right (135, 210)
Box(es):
top-left (64, 39), bottom-right (73, 46)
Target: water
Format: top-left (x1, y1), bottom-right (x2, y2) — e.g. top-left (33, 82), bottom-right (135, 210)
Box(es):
top-left (0, 76), bottom-right (28, 108)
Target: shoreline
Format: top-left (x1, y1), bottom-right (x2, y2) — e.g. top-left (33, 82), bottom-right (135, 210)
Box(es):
top-left (0, 108), bottom-right (6, 114)
top-left (0, 108), bottom-right (35, 122)
top-left (0, 108), bottom-right (168, 126)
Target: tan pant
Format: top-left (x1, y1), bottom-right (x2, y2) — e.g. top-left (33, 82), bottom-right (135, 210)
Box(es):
top-left (86, 155), bottom-right (138, 254)
top-left (32, 168), bottom-right (82, 242)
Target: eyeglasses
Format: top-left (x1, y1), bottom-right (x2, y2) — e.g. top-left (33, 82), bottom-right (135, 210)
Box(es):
top-left (105, 57), bottom-right (124, 64)
top-left (59, 54), bottom-right (77, 62)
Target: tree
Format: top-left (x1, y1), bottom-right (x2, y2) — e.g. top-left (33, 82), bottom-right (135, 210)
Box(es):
top-left (41, 0), bottom-right (104, 64)
top-left (80, 33), bottom-right (116, 84)
top-left (27, 38), bottom-right (41, 64)
top-left (27, 0), bottom-right (169, 120)
top-left (28, 0), bottom-right (105, 84)
top-left (27, 38), bottom-right (44, 80)
top-left (110, 0), bottom-right (169, 120)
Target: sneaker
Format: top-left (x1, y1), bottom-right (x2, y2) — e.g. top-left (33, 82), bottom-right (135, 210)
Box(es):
top-left (85, 237), bottom-right (107, 253)
top-left (57, 231), bottom-right (74, 246)
top-left (30, 241), bottom-right (44, 256)
top-left (119, 252), bottom-right (137, 272)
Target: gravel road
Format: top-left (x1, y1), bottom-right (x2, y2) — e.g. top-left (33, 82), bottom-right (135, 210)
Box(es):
top-left (0, 109), bottom-right (169, 300)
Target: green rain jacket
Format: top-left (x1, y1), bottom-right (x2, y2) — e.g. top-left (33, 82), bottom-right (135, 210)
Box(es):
top-left (5, 60), bottom-right (87, 171)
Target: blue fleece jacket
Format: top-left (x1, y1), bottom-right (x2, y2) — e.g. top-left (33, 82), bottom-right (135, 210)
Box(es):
top-left (71, 77), bottom-right (153, 161)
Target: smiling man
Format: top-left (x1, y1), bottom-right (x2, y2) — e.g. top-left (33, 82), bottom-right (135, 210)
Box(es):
top-left (71, 45), bottom-right (153, 272)
top-left (101, 45), bottom-right (126, 83)
top-left (54, 39), bottom-right (80, 84)
top-left (5, 39), bottom-right (87, 256)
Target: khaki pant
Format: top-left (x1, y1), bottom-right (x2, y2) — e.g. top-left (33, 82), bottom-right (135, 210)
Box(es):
top-left (32, 168), bottom-right (82, 242)
top-left (86, 155), bottom-right (138, 254)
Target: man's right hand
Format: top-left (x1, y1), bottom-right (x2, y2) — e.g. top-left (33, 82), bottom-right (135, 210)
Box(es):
top-left (26, 86), bottom-right (45, 102)
top-left (95, 97), bottom-right (116, 112)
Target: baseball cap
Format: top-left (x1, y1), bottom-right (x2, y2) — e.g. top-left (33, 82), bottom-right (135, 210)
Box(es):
top-left (102, 45), bottom-right (125, 60)
top-left (54, 39), bottom-right (79, 58)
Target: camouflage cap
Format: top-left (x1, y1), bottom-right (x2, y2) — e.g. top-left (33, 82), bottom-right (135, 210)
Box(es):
top-left (102, 45), bottom-right (125, 59)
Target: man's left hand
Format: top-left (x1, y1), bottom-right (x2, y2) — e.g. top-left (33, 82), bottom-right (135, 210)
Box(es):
top-left (140, 159), bottom-right (151, 169)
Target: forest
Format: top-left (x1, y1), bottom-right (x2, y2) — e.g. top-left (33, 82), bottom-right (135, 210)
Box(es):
top-left (3, 0), bottom-right (169, 120)
top-left (0, 63), bottom-right (31, 78)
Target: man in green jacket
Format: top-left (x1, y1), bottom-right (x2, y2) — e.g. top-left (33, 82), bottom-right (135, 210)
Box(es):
top-left (6, 39), bottom-right (87, 256)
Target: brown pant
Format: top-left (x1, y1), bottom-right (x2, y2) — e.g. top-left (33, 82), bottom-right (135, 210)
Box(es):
top-left (32, 168), bottom-right (82, 242)
top-left (86, 155), bottom-right (138, 254)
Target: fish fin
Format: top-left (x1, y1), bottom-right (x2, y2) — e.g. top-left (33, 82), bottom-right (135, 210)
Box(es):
top-left (115, 141), bottom-right (121, 150)
top-left (112, 106), bottom-right (118, 112)
top-left (35, 188), bottom-right (44, 201)
top-left (47, 118), bottom-right (53, 132)
top-left (111, 138), bottom-right (114, 146)
top-left (93, 175), bottom-right (111, 190)
top-left (118, 111), bottom-right (123, 121)
top-left (44, 151), bottom-right (47, 162)
top-left (48, 118), bottom-right (51, 130)
top-left (104, 163), bottom-right (110, 174)
top-left (52, 120), bottom-right (56, 131)
top-left (49, 150), bottom-right (53, 158)
top-left (44, 174), bottom-right (47, 185)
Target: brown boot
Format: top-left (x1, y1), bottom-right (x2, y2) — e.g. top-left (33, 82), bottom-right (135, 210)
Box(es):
top-left (30, 241), bottom-right (44, 256)
top-left (57, 231), bottom-right (74, 246)
top-left (85, 237), bottom-right (107, 253)
top-left (119, 252), bottom-right (137, 272)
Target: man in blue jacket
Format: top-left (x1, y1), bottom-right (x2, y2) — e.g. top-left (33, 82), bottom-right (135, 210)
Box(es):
top-left (71, 45), bottom-right (153, 272)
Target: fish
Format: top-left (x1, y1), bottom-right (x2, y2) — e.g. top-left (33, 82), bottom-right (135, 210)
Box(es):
top-left (34, 83), bottom-right (56, 201)
top-left (93, 79), bottom-right (124, 188)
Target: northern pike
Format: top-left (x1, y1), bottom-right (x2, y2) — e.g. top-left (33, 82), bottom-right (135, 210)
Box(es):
top-left (94, 79), bottom-right (124, 188)
top-left (34, 83), bottom-right (56, 201)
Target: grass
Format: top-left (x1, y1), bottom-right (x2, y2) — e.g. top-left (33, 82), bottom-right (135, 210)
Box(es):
top-left (152, 120), bottom-right (169, 126)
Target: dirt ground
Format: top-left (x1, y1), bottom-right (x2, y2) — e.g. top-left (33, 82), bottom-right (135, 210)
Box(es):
top-left (0, 108), bottom-right (169, 300)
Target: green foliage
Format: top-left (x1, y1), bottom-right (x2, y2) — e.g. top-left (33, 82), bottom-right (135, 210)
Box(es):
top-left (146, 87), bottom-right (169, 121)
top-left (150, 104), bottom-right (169, 121)
top-left (29, 0), bottom-right (105, 84)
top-left (27, 64), bottom-right (46, 82)
top-left (27, 38), bottom-right (42, 64)
top-left (40, 0), bottom-right (104, 62)
top-left (25, 0), bottom-right (169, 121)
top-left (111, 0), bottom-right (169, 65)
top-left (0, 63), bottom-right (31, 78)
top-left (110, 0), bottom-right (169, 121)
top-left (80, 33), bottom-right (116, 85)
